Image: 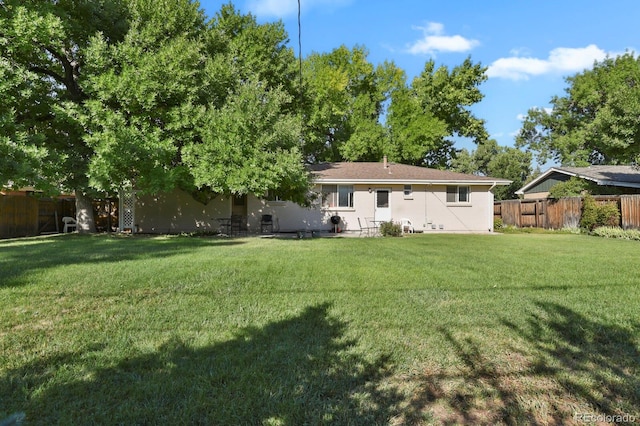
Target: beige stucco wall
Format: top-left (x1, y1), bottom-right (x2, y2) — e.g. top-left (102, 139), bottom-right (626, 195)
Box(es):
top-left (421, 185), bottom-right (495, 232)
top-left (135, 189), bottom-right (231, 233)
top-left (135, 188), bottom-right (335, 233)
top-left (260, 183), bottom-right (495, 233)
top-left (133, 184), bottom-right (496, 234)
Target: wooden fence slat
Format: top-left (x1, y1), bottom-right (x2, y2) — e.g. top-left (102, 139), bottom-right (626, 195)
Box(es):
top-left (2, 195), bottom-right (119, 239)
top-left (621, 195), bottom-right (640, 229)
top-left (0, 195), bottom-right (38, 238)
top-left (494, 194), bottom-right (640, 230)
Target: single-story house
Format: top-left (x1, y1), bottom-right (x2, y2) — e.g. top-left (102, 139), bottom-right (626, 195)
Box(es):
top-left (515, 165), bottom-right (640, 199)
top-left (125, 160), bottom-right (511, 234)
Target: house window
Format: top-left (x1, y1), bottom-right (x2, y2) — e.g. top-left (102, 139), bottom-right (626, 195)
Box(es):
top-left (265, 190), bottom-right (283, 202)
top-left (404, 184), bottom-right (413, 199)
top-left (322, 185), bottom-right (353, 208)
top-left (446, 186), bottom-right (470, 203)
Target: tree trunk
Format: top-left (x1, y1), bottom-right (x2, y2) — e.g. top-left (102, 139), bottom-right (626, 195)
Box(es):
top-left (75, 190), bottom-right (96, 233)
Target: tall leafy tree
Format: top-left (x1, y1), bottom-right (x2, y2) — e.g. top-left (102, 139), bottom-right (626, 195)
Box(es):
top-left (451, 140), bottom-right (532, 200)
top-left (1, 1), bottom-right (310, 231)
top-left (385, 84), bottom-right (449, 167)
top-left (302, 45), bottom-right (388, 162)
top-left (387, 58), bottom-right (488, 168)
top-left (302, 50), bottom-right (488, 168)
top-left (194, 4), bottom-right (308, 202)
top-left (0, 0), bottom-right (129, 231)
top-left (82, 0), bottom-right (207, 196)
top-left (84, 1), bottom-right (309, 203)
top-left (517, 53), bottom-right (640, 166)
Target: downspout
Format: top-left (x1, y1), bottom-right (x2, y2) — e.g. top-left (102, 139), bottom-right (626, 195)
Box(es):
top-left (488, 182), bottom-right (497, 231)
top-left (424, 183), bottom-right (431, 230)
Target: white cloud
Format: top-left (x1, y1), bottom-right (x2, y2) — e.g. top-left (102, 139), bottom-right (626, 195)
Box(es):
top-left (407, 22), bottom-right (480, 56)
top-left (509, 47), bottom-right (532, 57)
top-left (247, 0), bottom-right (351, 18)
top-left (247, 0), bottom-right (298, 17)
top-left (487, 44), bottom-right (608, 80)
top-left (516, 107), bottom-right (553, 121)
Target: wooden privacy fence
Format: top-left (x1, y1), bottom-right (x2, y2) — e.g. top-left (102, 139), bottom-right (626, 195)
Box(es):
top-left (494, 195), bottom-right (640, 230)
top-left (0, 195), bottom-right (39, 239)
top-left (0, 195), bottom-right (117, 239)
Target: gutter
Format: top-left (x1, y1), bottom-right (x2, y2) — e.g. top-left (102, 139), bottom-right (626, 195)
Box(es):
top-left (315, 179), bottom-right (512, 186)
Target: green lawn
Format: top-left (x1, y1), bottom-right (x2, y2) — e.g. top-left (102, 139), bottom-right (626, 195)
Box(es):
top-left (1, 233), bottom-right (639, 425)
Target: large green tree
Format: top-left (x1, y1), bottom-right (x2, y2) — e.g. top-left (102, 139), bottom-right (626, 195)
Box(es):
top-left (84, 2), bottom-right (309, 203)
top-left (302, 45), bottom-right (391, 163)
top-left (517, 53), bottom-right (640, 166)
top-left (451, 139), bottom-right (532, 200)
top-left (0, 0), bottom-right (129, 231)
top-left (1, 1), bottom-right (310, 231)
top-left (302, 50), bottom-right (489, 168)
top-left (387, 58), bottom-right (488, 168)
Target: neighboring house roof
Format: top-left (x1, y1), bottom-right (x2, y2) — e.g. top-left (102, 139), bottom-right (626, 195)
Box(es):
top-left (516, 165), bottom-right (640, 195)
top-left (309, 162), bottom-right (511, 185)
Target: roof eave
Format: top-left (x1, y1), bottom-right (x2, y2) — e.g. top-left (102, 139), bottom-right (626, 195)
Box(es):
top-left (314, 178), bottom-right (512, 185)
top-left (516, 166), bottom-right (640, 194)
top-left (595, 180), bottom-right (640, 189)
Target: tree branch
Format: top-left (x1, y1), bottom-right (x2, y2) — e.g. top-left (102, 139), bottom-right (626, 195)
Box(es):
top-left (28, 65), bottom-right (66, 85)
top-left (35, 43), bottom-right (85, 102)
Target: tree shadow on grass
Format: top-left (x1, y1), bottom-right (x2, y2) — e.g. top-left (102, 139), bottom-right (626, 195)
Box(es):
top-left (0, 234), bottom-right (245, 288)
top-left (397, 329), bottom-right (540, 425)
top-left (1, 303), bottom-right (402, 425)
top-left (397, 302), bottom-right (639, 425)
top-left (503, 301), bottom-right (640, 419)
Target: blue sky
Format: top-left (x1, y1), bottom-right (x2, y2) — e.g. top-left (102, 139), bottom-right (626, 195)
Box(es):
top-left (199, 0), bottom-right (639, 154)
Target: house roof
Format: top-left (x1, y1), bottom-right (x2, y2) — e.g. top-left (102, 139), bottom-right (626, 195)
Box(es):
top-left (516, 165), bottom-right (640, 194)
top-left (309, 162), bottom-right (511, 185)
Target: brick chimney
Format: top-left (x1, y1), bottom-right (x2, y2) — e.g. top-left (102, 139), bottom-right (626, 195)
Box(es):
top-left (383, 155), bottom-right (388, 168)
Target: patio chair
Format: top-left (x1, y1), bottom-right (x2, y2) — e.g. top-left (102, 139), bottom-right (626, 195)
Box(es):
top-left (357, 217), bottom-right (373, 237)
top-left (62, 216), bottom-right (77, 233)
top-left (230, 215), bottom-right (248, 236)
top-left (400, 218), bottom-right (415, 234)
top-left (365, 217), bottom-right (381, 236)
top-left (260, 214), bottom-right (274, 234)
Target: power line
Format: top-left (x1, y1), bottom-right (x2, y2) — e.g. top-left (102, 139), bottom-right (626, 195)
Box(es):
top-left (297, 0), bottom-right (302, 96)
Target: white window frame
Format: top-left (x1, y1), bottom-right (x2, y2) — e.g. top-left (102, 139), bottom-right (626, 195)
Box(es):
top-left (321, 184), bottom-right (354, 209)
top-left (265, 190), bottom-right (285, 204)
top-left (446, 186), bottom-right (471, 204)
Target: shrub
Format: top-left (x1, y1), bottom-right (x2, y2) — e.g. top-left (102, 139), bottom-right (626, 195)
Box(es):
top-left (592, 226), bottom-right (640, 241)
top-left (548, 176), bottom-right (589, 199)
top-left (597, 202), bottom-right (621, 227)
top-left (580, 195), bottom-right (620, 231)
top-left (580, 195), bottom-right (599, 230)
top-left (379, 221), bottom-right (402, 237)
top-left (560, 226), bottom-right (582, 234)
top-left (494, 218), bottom-right (504, 230)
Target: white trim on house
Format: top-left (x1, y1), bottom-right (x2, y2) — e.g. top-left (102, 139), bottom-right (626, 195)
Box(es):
top-left (318, 179), bottom-right (507, 185)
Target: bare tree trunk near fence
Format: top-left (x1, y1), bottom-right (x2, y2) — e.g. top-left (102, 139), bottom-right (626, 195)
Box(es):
top-left (75, 190), bottom-right (96, 233)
